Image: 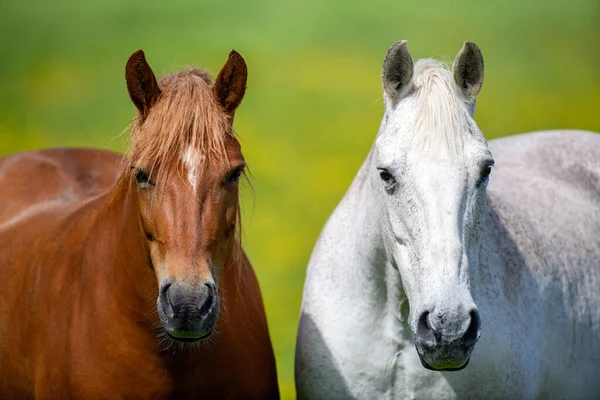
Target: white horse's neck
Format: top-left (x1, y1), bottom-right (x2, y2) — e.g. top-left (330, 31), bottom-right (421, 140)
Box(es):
top-left (306, 146), bottom-right (412, 350)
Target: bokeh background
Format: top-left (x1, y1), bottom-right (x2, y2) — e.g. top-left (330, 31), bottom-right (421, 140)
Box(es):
top-left (1, 0), bottom-right (599, 397)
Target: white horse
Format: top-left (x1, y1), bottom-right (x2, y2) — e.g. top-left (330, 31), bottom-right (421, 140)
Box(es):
top-left (295, 40), bottom-right (600, 399)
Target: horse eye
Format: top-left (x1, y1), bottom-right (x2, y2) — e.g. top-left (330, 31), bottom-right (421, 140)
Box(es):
top-left (378, 169), bottom-right (396, 189)
top-left (479, 166), bottom-right (492, 187)
top-left (131, 167), bottom-right (153, 186)
top-left (226, 167), bottom-right (244, 184)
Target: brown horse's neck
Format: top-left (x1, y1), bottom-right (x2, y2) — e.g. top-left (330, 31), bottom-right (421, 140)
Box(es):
top-left (82, 176), bottom-right (158, 330)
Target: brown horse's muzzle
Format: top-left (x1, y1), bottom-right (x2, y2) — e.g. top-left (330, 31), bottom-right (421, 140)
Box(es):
top-left (157, 279), bottom-right (220, 342)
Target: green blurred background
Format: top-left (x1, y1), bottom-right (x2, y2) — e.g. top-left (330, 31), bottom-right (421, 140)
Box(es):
top-left (1, 0), bottom-right (598, 397)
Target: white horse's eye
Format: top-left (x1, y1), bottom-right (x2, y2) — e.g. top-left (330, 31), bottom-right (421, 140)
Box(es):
top-left (480, 166), bottom-right (492, 187)
top-left (378, 169), bottom-right (396, 189)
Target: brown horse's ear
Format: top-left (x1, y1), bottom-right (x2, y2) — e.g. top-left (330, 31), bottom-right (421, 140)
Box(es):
top-left (213, 50), bottom-right (247, 119)
top-left (125, 50), bottom-right (161, 119)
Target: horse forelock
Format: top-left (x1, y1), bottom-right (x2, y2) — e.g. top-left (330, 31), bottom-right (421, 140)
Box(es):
top-left (403, 59), bottom-right (481, 161)
top-left (127, 67), bottom-right (235, 190)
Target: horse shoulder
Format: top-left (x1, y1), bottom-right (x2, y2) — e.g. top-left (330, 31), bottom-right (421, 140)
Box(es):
top-left (0, 148), bottom-right (122, 398)
top-left (476, 130), bottom-right (600, 395)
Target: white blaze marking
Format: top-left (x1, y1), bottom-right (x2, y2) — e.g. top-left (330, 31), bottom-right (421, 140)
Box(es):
top-left (182, 146), bottom-right (203, 191)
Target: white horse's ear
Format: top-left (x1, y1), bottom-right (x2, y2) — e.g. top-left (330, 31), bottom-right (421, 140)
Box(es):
top-left (382, 40), bottom-right (414, 102)
top-left (452, 41), bottom-right (484, 100)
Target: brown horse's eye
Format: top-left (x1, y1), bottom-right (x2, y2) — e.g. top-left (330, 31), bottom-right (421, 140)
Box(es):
top-left (131, 167), bottom-right (154, 186)
top-left (225, 166), bottom-right (244, 184)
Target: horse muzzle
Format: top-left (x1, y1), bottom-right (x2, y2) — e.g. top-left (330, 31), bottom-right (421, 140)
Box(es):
top-left (157, 279), bottom-right (220, 342)
top-left (412, 308), bottom-right (481, 371)
top-left (414, 339), bottom-right (474, 371)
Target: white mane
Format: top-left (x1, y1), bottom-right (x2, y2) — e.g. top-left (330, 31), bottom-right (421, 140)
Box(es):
top-left (407, 59), bottom-right (477, 160)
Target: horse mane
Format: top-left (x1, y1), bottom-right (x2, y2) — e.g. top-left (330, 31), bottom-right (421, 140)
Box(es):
top-left (409, 59), bottom-right (479, 159)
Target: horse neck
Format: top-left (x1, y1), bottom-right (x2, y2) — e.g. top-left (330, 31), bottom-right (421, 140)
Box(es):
top-left (322, 148), bottom-right (407, 330)
top-left (83, 177), bottom-right (157, 324)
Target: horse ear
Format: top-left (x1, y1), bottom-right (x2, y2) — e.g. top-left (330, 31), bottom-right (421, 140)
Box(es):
top-left (452, 41), bottom-right (484, 100)
top-left (382, 40), bottom-right (414, 102)
top-left (125, 50), bottom-right (161, 119)
top-left (213, 50), bottom-right (248, 119)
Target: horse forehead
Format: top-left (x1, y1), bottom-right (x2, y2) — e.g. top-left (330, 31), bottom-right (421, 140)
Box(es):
top-left (404, 164), bottom-right (468, 203)
top-left (378, 124), bottom-right (488, 167)
top-left (181, 146), bottom-right (204, 191)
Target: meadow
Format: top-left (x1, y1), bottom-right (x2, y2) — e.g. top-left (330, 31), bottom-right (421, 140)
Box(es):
top-left (1, 0), bottom-right (599, 397)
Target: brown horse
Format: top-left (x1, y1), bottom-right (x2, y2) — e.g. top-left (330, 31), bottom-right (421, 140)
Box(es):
top-left (0, 50), bottom-right (279, 399)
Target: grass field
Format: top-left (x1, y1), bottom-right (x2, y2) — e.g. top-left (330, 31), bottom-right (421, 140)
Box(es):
top-left (1, 0), bottom-right (599, 397)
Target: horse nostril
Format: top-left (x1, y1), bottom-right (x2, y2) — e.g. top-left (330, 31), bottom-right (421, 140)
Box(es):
top-left (166, 284), bottom-right (183, 315)
top-left (462, 310), bottom-right (481, 347)
top-left (160, 281), bottom-right (172, 297)
top-left (416, 310), bottom-right (436, 345)
top-left (199, 283), bottom-right (215, 319)
top-left (159, 281), bottom-right (175, 316)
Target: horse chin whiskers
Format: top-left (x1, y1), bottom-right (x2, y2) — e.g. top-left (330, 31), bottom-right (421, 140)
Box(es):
top-left (152, 319), bottom-right (221, 355)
